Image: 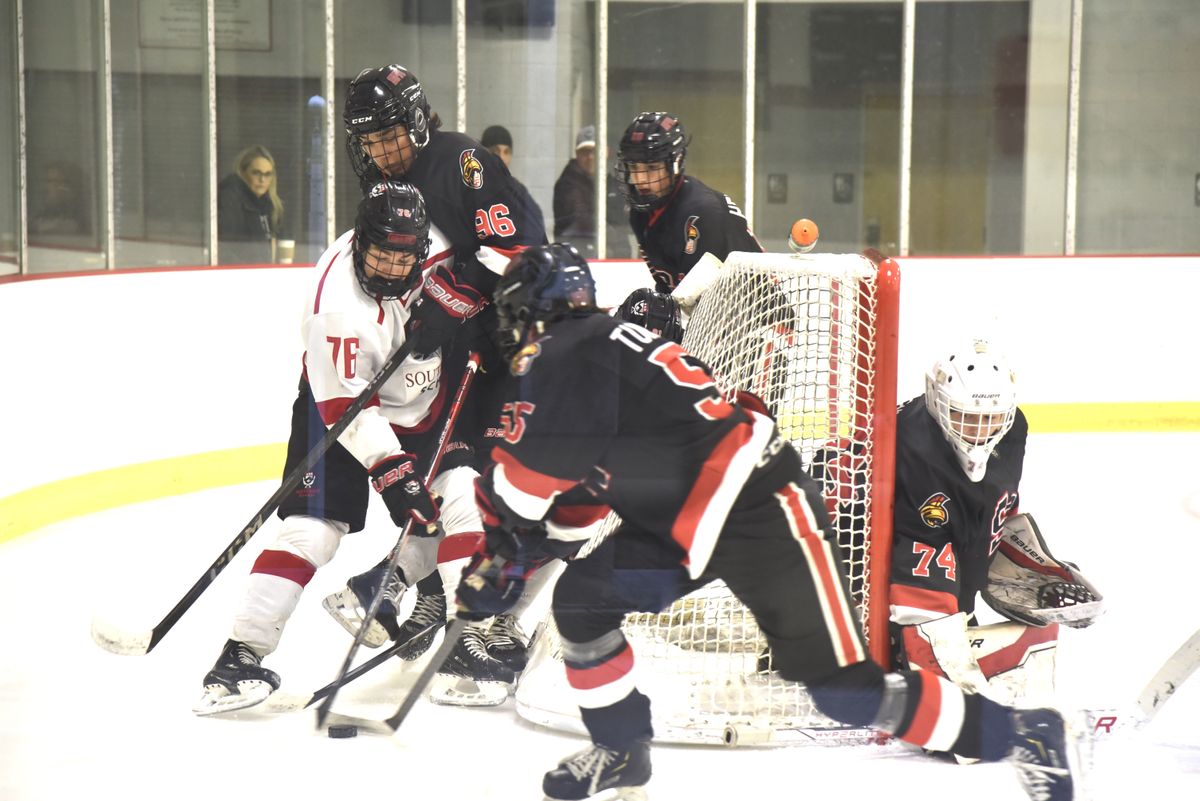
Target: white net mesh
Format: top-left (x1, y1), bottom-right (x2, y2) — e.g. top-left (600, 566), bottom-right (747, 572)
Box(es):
top-left (515, 252), bottom-right (892, 746)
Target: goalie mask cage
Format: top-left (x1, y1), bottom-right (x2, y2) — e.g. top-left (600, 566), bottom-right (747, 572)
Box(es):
top-left (515, 251), bottom-right (900, 746)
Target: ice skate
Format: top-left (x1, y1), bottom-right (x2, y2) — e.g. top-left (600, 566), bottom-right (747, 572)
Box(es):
top-left (1008, 708), bottom-right (1076, 801)
top-left (485, 612), bottom-right (529, 671)
top-left (427, 625), bottom-right (515, 707)
top-left (393, 591), bottom-right (447, 660)
top-left (193, 639), bottom-right (281, 716)
top-left (542, 740), bottom-right (652, 801)
top-left (322, 561), bottom-right (406, 648)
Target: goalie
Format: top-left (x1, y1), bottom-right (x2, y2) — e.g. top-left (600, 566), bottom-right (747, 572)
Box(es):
top-left (883, 340), bottom-right (1102, 711)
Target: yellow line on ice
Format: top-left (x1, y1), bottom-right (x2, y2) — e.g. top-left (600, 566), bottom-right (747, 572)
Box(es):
top-left (0, 443), bottom-right (284, 545)
top-left (1, 401), bottom-right (1197, 544)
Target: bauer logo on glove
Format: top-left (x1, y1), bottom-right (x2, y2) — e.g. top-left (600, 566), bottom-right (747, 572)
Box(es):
top-left (982, 513), bottom-right (1104, 629)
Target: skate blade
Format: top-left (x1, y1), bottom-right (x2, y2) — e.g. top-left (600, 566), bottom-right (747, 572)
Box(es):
top-left (544, 787), bottom-right (648, 801)
top-left (192, 680), bottom-right (274, 717)
top-left (321, 589), bottom-right (388, 648)
top-left (427, 674), bottom-right (510, 707)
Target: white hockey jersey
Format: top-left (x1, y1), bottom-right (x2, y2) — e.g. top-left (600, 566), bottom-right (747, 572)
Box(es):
top-left (300, 226), bottom-right (454, 469)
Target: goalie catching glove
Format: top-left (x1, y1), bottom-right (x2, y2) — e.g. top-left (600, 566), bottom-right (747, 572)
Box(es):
top-left (405, 262), bottom-right (490, 359)
top-left (983, 512), bottom-right (1103, 629)
top-left (369, 452), bottom-right (439, 529)
top-left (456, 525), bottom-right (553, 621)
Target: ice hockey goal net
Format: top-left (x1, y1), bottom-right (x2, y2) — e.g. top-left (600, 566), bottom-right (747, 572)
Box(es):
top-left (514, 251), bottom-right (900, 746)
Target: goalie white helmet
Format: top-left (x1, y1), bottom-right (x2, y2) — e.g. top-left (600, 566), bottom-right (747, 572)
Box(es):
top-left (924, 339), bottom-right (1016, 482)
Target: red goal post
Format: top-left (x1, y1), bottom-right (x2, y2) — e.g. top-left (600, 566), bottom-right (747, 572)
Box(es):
top-left (515, 250), bottom-right (900, 745)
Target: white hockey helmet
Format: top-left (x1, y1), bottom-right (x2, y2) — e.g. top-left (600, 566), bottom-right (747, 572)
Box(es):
top-left (924, 339), bottom-right (1017, 482)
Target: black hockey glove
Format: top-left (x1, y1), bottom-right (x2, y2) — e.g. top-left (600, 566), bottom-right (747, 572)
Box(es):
top-left (369, 453), bottom-right (439, 529)
top-left (455, 526), bottom-right (552, 621)
top-left (406, 264), bottom-right (488, 359)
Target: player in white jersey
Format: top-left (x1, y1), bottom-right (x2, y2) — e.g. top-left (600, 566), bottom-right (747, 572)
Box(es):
top-left (194, 182), bottom-right (460, 716)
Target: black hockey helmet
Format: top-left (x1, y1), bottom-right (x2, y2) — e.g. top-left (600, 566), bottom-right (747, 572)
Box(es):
top-left (616, 287), bottom-right (684, 343)
top-left (616, 111), bottom-right (689, 211)
top-left (343, 65), bottom-right (436, 182)
top-left (352, 181), bottom-right (431, 299)
top-left (493, 243), bottom-right (598, 364)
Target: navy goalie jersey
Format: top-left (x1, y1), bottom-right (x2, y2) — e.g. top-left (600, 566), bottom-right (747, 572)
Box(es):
top-left (489, 313), bottom-right (783, 578)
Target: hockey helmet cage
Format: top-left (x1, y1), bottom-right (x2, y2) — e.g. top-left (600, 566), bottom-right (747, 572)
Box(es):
top-left (494, 243), bottom-right (598, 365)
top-left (924, 339), bottom-right (1017, 482)
top-left (352, 181), bottom-right (431, 300)
top-left (617, 112), bottom-right (689, 211)
top-left (343, 65), bottom-right (435, 182)
top-left (616, 287), bottom-right (684, 343)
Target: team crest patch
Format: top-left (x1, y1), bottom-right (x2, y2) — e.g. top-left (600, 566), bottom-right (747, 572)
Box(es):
top-left (683, 215), bottom-right (700, 255)
top-left (511, 342), bottom-right (542, 376)
top-left (460, 149), bottom-right (484, 189)
top-left (919, 492), bottom-right (951, 527)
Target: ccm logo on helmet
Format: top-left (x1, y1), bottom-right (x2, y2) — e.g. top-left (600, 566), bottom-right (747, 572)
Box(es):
top-left (350, 115), bottom-right (374, 125)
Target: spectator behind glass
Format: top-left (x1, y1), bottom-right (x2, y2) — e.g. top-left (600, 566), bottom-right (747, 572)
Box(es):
top-left (553, 125), bottom-right (597, 256)
top-left (29, 162), bottom-right (91, 240)
top-left (218, 145), bottom-right (285, 265)
top-left (480, 125), bottom-right (514, 167)
top-left (480, 123), bottom-right (546, 232)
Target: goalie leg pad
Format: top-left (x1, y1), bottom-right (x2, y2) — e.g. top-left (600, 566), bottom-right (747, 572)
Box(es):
top-left (972, 621), bottom-right (1059, 708)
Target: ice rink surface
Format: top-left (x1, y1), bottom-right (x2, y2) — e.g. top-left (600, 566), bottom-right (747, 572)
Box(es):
top-left (3, 433), bottom-right (1199, 801)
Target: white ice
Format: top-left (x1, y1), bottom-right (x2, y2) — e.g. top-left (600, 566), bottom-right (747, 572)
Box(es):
top-left (2, 432), bottom-right (1198, 801)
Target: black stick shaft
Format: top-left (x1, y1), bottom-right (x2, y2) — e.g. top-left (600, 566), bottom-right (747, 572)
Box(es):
top-left (142, 338), bottom-right (417, 653)
top-left (303, 618), bottom-right (448, 707)
top-left (315, 353), bottom-right (481, 725)
top-left (384, 617), bottom-right (470, 731)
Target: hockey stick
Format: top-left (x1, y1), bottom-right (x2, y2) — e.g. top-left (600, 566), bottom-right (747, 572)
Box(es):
top-left (314, 353), bottom-right (481, 727)
top-left (317, 616), bottom-right (471, 736)
top-left (90, 337), bottom-right (424, 657)
top-left (261, 617), bottom-right (450, 712)
top-left (1079, 626), bottom-right (1200, 741)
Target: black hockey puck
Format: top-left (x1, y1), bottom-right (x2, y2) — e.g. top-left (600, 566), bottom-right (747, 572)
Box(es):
top-left (328, 724), bottom-right (358, 739)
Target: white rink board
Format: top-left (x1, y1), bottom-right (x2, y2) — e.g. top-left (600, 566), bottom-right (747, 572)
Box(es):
top-left (1, 255), bottom-right (1197, 496)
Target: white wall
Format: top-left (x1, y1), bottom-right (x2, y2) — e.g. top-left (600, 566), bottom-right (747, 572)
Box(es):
top-left (1, 255), bottom-right (1195, 498)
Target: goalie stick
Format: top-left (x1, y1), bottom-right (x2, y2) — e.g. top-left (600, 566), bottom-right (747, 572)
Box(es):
top-left (90, 336), bottom-right (422, 657)
top-left (314, 353), bottom-right (480, 728)
top-left (1074, 625), bottom-right (1200, 749)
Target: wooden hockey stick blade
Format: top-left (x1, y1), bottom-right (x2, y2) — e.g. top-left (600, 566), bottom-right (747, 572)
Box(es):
top-left (303, 619), bottom-right (449, 707)
top-left (1134, 627), bottom-right (1200, 724)
top-left (92, 337), bottom-right (417, 656)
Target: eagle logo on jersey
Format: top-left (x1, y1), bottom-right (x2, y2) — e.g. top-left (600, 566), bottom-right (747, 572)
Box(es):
top-left (683, 215), bottom-right (700, 255)
top-left (919, 492), bottom-right (951, 527)
top-left (460, 149), bottom-right (484, 189)
top-left (511, 341), bottom-right (542, 376)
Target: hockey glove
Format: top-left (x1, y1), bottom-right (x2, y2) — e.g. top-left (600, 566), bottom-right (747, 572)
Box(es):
top-left (369, 453), bottom-right (439, 528)
top-left (406, 264), bottom-right (488, 359)
top-left (455, 527), bottom-right (551, 621)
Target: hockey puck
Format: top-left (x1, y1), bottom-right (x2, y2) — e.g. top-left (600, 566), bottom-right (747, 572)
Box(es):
top-left (327, 724), bottom-right (358, 739)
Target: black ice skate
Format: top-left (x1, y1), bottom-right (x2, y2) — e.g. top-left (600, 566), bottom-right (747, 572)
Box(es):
top-left (485, 612), bottom-right (529, 671)
top-left (322, 560), bottom-right (406, 648)
top-left (393, 591), bottom-right (447, 660)
top-left (193, 639), bottom-right (281, 716)
top-left (542, 740), bottom-right (652, 801)
top-left (1008, 708), bottom-right (1076, 801)
top-left (427, 625), bottom-right (515, 707)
